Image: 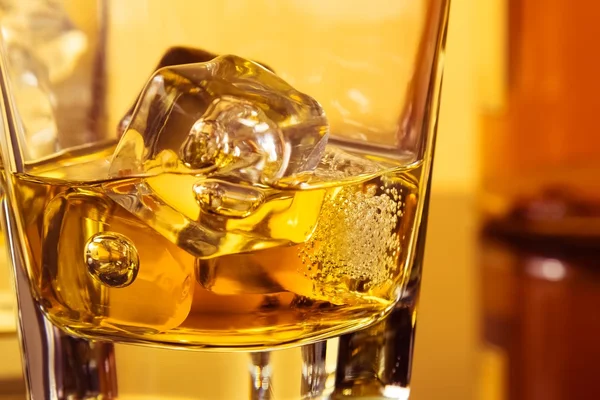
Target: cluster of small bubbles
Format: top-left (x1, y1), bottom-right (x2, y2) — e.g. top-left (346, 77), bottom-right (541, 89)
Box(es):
top-left (299, 176), bottom-right (405, 297)
top-left (312, 147), bottom-right (381, 182)
top-left (381, 181), bottom-right (406, 219)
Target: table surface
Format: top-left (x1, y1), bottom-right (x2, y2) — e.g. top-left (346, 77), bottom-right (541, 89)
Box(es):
top-left (1, 191), bottom-right (598, 399)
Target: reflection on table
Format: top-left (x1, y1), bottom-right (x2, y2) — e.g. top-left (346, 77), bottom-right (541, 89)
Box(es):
top-left (479, 230), bottom-right (600, 400)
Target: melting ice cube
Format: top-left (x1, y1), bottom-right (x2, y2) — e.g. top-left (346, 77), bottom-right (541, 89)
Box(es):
top-left (105, 54), bottom-right (329, 258)
top-left (109, 54), bottom-right (329, 183)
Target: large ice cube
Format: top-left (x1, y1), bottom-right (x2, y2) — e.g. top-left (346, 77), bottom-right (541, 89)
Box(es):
top-left (105, 54), bottom-right (329, 258)
top-left (109, 54), bottom-right (329, 183)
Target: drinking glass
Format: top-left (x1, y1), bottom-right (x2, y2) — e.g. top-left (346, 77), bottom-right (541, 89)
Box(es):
top-left (0, 1), bottom-right (449, 399)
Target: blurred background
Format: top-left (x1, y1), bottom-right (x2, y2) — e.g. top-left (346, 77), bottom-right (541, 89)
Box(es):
top-left (1, 0), bottom-right (600, 398)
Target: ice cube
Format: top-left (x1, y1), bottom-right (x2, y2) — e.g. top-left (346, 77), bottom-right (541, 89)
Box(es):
top-left (105, 54), bottom-right (328, 257)
top-left (40, 190), bottom-right (193, 333)
top-left (0, 0), bottom-right (87, 159)
top-left (117, 46), bottom-right (274, 137)
top-left (5, 48), bottom-right (58, 159)
top-left (0, 0), bottom-right (87, 83)
top-left (110, 54), bottom-right (328, 182)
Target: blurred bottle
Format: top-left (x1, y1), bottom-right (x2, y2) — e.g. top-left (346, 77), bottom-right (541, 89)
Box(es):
top-left (478, 0), bottom-right (600, 241)
top-left (479, 230), bottom-right (600, 400)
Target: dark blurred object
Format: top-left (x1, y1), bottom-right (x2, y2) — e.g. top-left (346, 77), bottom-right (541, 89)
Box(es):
top-left (485, 186), bottom-right (600, 247)
top-left (479, 229), bottom-right (600, 400)
top-left (479, 0), bottom-right (600, 239)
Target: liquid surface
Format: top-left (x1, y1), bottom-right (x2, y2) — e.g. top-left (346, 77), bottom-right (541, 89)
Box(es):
top-left (12, 144), bottom-right (423, 349)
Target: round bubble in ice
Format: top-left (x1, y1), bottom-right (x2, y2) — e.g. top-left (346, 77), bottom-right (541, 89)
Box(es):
top-left (179, 96), bottom-right (287, 183)
top-left (84, 232), bottom-right (140, 288)
top-left (193, 179), bottom-right (266, 218)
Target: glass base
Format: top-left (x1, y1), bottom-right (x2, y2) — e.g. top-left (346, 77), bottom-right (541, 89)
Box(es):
top-left (19, 305), bottom-right (416, 400)
top-left (95, 324), bottom-right (412, 400)
top-left (9, 244), bottom-right (417, 399)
